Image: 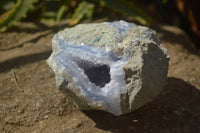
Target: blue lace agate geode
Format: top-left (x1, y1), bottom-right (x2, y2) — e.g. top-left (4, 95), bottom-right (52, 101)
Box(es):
top-left (47, 20), bottom-right (170, 115)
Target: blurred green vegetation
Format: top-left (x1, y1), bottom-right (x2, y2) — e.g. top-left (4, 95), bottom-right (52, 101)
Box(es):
top-left (0, 0), bottom-right (150, 32)
top-left (0, 0), bottom-right (199, 48)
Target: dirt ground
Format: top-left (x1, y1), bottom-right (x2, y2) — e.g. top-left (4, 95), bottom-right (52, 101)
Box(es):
top-left (0, 20), bottom-right (200, 133)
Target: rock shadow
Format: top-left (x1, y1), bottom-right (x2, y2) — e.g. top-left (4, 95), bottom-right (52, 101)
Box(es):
top-left (0, 51), bottom-right (51, 73)
top-left (84, 77), bottom-right (200, 133)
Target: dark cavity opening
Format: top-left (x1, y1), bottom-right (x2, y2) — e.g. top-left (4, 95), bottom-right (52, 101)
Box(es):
top-left (76, 59), bottom-right (111, 87)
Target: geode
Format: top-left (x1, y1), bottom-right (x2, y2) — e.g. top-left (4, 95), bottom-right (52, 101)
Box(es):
top-left (46, 20), bottom-right (170, 116)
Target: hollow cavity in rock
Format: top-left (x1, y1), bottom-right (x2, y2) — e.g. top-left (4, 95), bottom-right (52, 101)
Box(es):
top-left (77, 59), bottom-right (110, 87)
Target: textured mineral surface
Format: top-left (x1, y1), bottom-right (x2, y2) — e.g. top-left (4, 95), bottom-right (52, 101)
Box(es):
top-left (46, 20), bottom-right (170, 115)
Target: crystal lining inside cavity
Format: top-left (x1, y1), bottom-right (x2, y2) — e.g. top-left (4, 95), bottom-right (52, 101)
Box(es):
top-left (76, 59), bottom-right (111, 87)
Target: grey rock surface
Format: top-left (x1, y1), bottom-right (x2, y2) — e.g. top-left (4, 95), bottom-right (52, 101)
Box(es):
top-left (46, 20), bottom-right (170, 115)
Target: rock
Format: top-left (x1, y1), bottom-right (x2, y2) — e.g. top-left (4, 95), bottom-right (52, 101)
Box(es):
top-left (46, 20), bottom-right (170, 115)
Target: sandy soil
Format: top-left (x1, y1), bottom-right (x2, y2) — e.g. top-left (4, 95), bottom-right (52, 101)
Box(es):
top-left (0, 20), bottom-right (200, 133)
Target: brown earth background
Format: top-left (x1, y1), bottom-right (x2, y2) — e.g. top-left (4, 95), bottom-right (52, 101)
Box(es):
top-left (0, 20), bottom-right (200, 133)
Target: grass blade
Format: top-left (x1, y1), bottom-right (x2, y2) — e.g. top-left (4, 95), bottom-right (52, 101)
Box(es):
top-left (0, 0), bottom-right (36, 32)
top-left (69, 1), bottom-right (94, 26)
